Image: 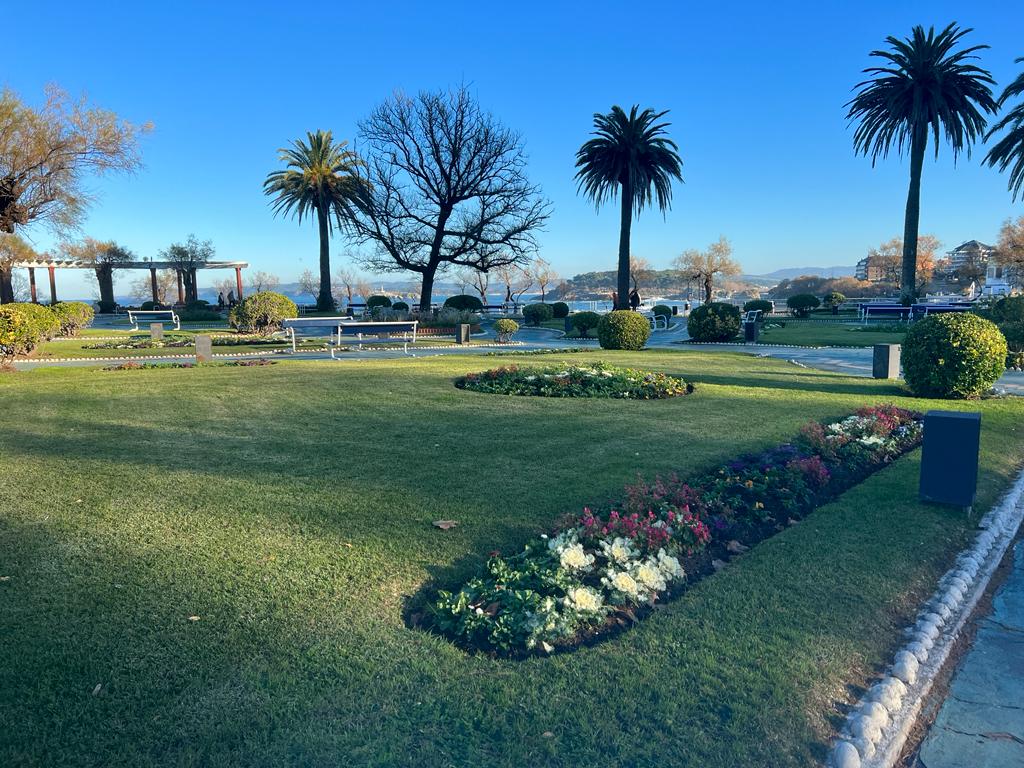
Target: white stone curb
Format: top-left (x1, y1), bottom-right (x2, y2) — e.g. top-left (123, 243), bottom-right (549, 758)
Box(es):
top-left (828, 466), bottom-right (1024, 768)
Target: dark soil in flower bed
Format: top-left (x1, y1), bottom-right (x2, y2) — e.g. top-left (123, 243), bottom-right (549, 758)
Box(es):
top-left (455, 362), bottom-right (694, 399)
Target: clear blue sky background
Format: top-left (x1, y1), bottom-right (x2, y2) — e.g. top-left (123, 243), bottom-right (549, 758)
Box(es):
top-left (7, 0), bottom-right (1024, 296)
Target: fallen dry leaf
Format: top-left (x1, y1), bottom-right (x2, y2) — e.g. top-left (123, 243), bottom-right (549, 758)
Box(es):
top-left (432, 520), bottom-right (458, 530)
top-left (92, 683), bottom-right (102, 696)
top-left (0, 576), bottom-right (10, 582)
top-left (726, 540), bottom-right (749, 554)
top-left (542, 731), bottom-right (554, 738)
top-left (187, 615), bottom-right (201, 622)
top-left (712, 559), bottom-right (728, 572)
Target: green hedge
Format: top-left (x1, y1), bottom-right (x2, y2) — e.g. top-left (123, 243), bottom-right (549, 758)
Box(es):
top-left (651, 304), bottom-right (673, 319)
top-left (494, 318), bottom-right (519, 341)
top-left (392, 301), bottom-right (410, 312)
top-left (903, 313), bottom-right (1007, 399)
top-left (743, 299), bottom-right (773, 315)
top-left (786, 293), bottom-right (820, 318)
top-left (597, 310), bottom-right (650, 350)
top-left (991, 296), bottom-right (1024, 323)
top-left (229, 292), bottom-right (297, 335)
top-left (570, 311), bottom-right (601, 338)
top-left (366, 295), bottom-right (392, 311)
top-left (50, 302), bottom-right (95, 336)
top-left (523, 303), bottom-right (553, 326)
top-left (0, 306), bottom-right (39, 361)
top-left (687, 302), bottom-right (741, 342)
top-left (552, 301), bottom-right (570, 318)
top-left (444, 294), bottom-right (483, 312)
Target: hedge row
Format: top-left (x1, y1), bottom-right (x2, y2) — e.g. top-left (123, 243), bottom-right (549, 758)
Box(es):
top-left (0, 301), bottom-right (94, 362)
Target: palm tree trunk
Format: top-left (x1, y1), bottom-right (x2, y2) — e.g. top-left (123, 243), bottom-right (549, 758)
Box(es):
top-left (616, 180), bottom-right (632, 310)
top-left (316, 203), bottom-right (333, 310)
top-left (901, 126), bottom-right (927, 305)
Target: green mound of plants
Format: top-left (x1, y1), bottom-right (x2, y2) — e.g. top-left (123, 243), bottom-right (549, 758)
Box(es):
top-left (687, 302), bottom-right (740, 342)
top-left (426, 406), bottom-right (923, 656)
top-left (493, 318), bottom-right (519, 342)
top-left (455, 362), bottom-right (693, 399)
top-left (551, 301), bottom-right (570, 318)
top-left (443, 294), bottom-right (483, 311)
top-left (229, 291), bottom-right (297, 335)
top-left (522, 303), bottom-right (553, 326)
top-left (570, 310), bottom-right (601, 337)
top-left (903, 313), bottom-right (1007, 398)
top-left (597, 310), bottom-right (650, 349)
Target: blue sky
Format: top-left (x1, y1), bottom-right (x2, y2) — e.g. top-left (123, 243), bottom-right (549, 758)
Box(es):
top-left (8, 0), bottom-right (1024, 296)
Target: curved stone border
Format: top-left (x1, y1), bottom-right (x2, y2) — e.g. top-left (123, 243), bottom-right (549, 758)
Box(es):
top-left (829, 467), bottom-right (1024, 768)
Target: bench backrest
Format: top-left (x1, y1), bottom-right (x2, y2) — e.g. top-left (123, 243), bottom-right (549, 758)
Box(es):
top-left (339, 321), bottom-right (417, 335)
top-left (281, 317), bottom-right (354, 329)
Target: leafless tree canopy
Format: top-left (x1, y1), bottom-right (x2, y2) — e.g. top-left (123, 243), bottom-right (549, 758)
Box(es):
top-left (352, 86), bottom-right (550, 308)
top-left (0, 85), bottom-right (149, 235)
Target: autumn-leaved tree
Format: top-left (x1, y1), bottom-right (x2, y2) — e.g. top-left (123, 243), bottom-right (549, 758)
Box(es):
top-left (575, 105), bottom-right (683, 309)
top-left (0, 86), bottom-right (148, 236)
top-left (0, 233), bottom-right (37, 303)
top-left (996, 216), bottom-right (1024, 285)
top-left (866, 234), bottom-right (941, 289)
top-left (62, 237), bottom-right (135, 311)
top-left (264, 130), bottom-right (369, 310)
top-left (847, 23), bottom-right (997, 303)
top-left (353, 86), bottom-right (550, 311)
top-left (673, 237), bottom-right (740, 302)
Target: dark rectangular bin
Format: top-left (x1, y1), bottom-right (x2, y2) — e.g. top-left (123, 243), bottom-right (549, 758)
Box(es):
top-left (919, 410), bottom-right (981, 509)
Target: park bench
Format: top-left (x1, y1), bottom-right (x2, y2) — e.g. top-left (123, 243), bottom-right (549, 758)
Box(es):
top-left (280, 317), bottom-right (356, 352)
top-left (644, 312), bottom-right (669, 330)
top-left (127, 309), bottom-right (180, 331)
top-left (334, 321), bottom-right (418, 356)
top-left (912, 303), bottom-right (972, 318)
top-left (859, 304), bottom-right (912, 322)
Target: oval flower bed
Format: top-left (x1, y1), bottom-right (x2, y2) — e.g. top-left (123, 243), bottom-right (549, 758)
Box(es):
top-left (454, 362), bottom-right (693, 399)
top-left (425, 405), bottom-right (923, 656)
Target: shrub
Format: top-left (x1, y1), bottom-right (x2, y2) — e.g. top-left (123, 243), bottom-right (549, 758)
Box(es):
top-left (598, 310), bottom-right (650, 350)
top-left (228, 291), bottom-right (297, 335)
top-left (522, 303), bottom-right (554, 326)
top-left (12, 302), bottom-right (61, 341)
top-left (0, 305), bottom-right (39, 361)
top-left (571, 311), bottom-right (601, 338)
top-left (651, 304), bottom-right (673, 319)
top-left (179, 309), bottom-right (223, 322)
top-left (456, 362), bottom-right (692, 399)
top-left (903, 313), bottom-right (1007, 398)
top-left (1000, 321), bottom-right (1024, 352)
top-left (823, 291), bottom-right (846, 308)
top-left (687, 302), bottom-right (741, 342)
top-left (50, 301), bottom-right (95, 336)
top-left (444, 294), bottom-right (483, 312)
top-left (366, 295), bottom-right (392, 311)
top-left (141, 300), bottom-right (158, 311)
top-left (431, 307), bottom-right (478, 327)
top-left (742, 299), bottom-right (773, 316)
top-left (991, 295), bottom-right (1024, 323)
top-left (552, 301), bottom-right (570, 318)
top-left (494, 318), bottom-right (519, 342)
top-left (97, 300), bottom-right (117, 314)
top-left (392, 301), bottom-right (410, 312)
top-left (786, 293), bottom-right (821, 318)
top-left (185, 299), bottom-right (210, 310)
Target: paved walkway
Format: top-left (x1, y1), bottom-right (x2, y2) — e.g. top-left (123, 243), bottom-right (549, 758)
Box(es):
top-left (917, 540), bottom-right (1024, 767)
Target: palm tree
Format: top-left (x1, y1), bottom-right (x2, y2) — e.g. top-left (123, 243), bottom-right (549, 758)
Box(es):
top-left (985, 58), bottom-right (1024, 200)
top-left (847, 23), bottom-right (997, 304)
top-left (264, 130), bottom-right (368, 310)
top-left (575, 106), bottom-right (682, 310)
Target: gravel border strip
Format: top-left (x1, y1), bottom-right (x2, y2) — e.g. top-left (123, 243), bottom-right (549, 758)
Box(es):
top-left (828, 466), bottom-right (1024, 768)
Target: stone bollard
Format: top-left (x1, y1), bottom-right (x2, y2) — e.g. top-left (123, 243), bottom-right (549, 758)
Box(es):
top-left (150, 323), bottom-right (164, 341)
top-left (195, 334), bottom-right (213, 363)
top-left (454, 324), bottom-right (471, 344)
top-left (872, 344), bottom-right (901, 379)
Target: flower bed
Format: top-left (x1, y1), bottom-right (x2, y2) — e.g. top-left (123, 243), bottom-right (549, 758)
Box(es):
top-left (454, 362), bottom-right (693, 399)
top-left (425, 405), bottom-right (923, 656)
top-left (101, 359), bottom-right (276, 371)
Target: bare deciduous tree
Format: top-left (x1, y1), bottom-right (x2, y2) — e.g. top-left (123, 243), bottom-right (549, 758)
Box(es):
top-left (298, 269), bottom-right (319, 302)
top-left (352, 86), bottom-right (551, 310)
top-left (531, 257), bottom-right (557, 302)
top-left (997, 216), bottom-right (1024, 286)
top-left (672, 237), bottom-right (741, 303)
top-left (247, 270), bottom-right (280, 294)
top-left (494, 262), bottom-right (533, 311)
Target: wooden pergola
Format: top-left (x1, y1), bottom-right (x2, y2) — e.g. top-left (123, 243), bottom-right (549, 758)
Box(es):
top-left (10, 258), bottom-right (249, 305)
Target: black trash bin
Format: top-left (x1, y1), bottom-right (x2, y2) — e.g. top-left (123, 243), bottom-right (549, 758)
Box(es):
top-left (919, 410), bottom-right (981, 510)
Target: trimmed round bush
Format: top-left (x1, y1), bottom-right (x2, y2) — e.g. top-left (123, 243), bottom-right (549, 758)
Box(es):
top-left (141, 300), bottom-right (158, 311)
top-left (687, 302), bottom-right (741, 342)
top-left (652, 304), bottom-right (673, 319)
top-left (366, 295), bottom-right (392, 311)
top-left (494, 318), bottom-right (519, 342)
top-left (571, 311), bottom-right (601, 338)
top-left (229, 291), bottom-right (298, 335)
top-left (903, 313), bottom-right (1007, 399)
top-left (391, 301), bottom-right (410, 312)
top-left (991, 296), bottom-right (1024, 324)
top-left (786, 293), bottom-right (821, 318)
top-left (50, 301), bottom-right (95, 336)
top-left (444, 294), bottom-right (483, 312)
top-left (597, 310), bottom-right (650, 350)
top-left (522, 303), bottom-right (554, 326)
top-left (823, 291), bottom-right (846, 308)
top-left (742, 299), bottom-right (773, 315)
top-left (0, 305), bottom-right (39, 360)
top-left (551, 301), bottom-right (570, 318)
top-left (12, 302), bottom-right (61, 341)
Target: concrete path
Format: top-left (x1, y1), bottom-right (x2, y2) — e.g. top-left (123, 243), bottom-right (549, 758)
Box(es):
top-left (917, 540), bottom-right (1024, 768)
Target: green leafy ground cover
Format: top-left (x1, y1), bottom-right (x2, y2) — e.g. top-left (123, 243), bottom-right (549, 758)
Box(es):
top-left (1, 349), bottom-right (1021, 767)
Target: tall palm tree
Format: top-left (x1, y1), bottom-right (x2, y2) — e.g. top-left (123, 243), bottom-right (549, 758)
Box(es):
top-left (264, 130), bottom-right (368, 310)
top-left (575, 106), bottom-right (682, 310)
top-left (847, 23), bottom-right (997, 304)
top-left (985, 58), bottom-right (1024, 201)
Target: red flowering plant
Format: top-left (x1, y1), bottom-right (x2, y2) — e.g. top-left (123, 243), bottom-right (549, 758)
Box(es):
top-left (575, 505), bottom-right (710, 557)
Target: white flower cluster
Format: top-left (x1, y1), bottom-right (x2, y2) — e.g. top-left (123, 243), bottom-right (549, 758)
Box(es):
top-left (600, 548), bottom-right (684, 603)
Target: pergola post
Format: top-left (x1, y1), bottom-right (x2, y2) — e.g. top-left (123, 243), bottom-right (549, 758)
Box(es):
top-left (28, 267), bottom-right (38, 303)
top-left (177, 270), bottom-right (185, 304)
top-left (150, 267), bottom-right (159, 304)
top-left (47, 266), bottom-right (57, 305)
top-left (235, 267), bottom-right (244, 300)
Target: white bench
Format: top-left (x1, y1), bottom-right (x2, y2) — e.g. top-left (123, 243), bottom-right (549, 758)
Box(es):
top-left (280, 317), bottom-right (355, 352)
top-left (644, 313), bottom-right (669, 330)
top-left (279, 318), bottom-right (419, 356)
top-left (127, 309), bottom-right (180, 331)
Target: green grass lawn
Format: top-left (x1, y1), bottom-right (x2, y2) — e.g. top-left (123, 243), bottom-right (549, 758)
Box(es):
top-left (756, 322), bottom-right (906, 347)
top-left (2, 350), bottom-right (1022, 767)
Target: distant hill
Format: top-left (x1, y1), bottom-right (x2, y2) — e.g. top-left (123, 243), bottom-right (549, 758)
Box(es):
top-left (747, 266), bottom-right (856, 281)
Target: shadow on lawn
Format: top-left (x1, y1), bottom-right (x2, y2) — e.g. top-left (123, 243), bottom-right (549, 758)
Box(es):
top-left (681, 370), bottom-right (906, 397)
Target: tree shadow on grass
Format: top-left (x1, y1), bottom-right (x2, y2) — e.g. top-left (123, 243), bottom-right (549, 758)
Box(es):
top-left (682, 370), bottom-right (906, 397)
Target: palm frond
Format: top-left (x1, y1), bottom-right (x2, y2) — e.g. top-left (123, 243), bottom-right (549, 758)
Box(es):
top-left (985, 57), bottom-right (1024, 200)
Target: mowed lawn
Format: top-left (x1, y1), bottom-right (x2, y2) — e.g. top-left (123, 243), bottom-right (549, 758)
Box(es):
top-left (1, 350), bottom-right (1022, 767)
top-left (757, 322), bottom-right (906, 347)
